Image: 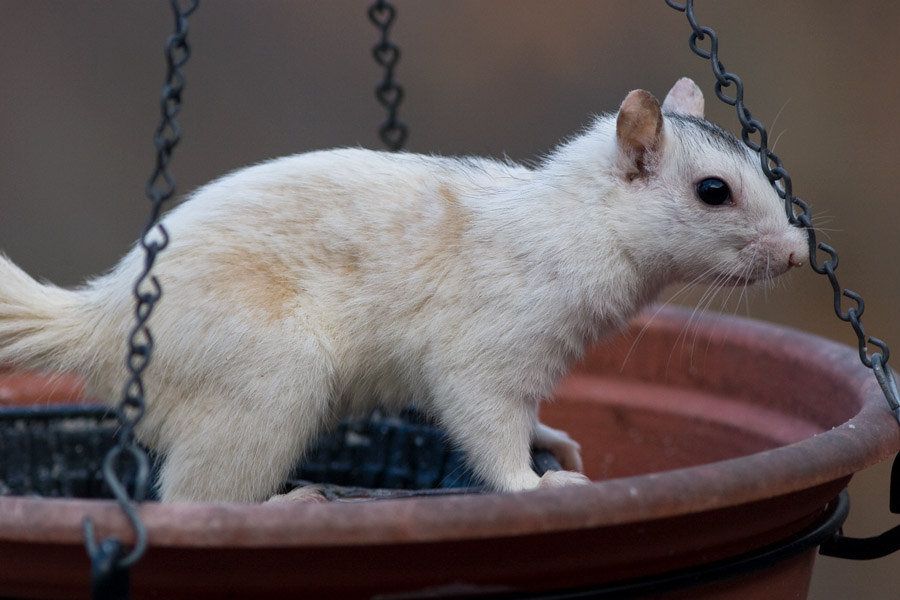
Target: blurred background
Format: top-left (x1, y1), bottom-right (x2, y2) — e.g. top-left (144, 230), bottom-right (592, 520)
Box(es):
top-left (1, 1), bottom-right (899, 597)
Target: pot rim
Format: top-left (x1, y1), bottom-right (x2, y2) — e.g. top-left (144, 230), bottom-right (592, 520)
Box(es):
top-left (1, 306), bottom-right (897, 549)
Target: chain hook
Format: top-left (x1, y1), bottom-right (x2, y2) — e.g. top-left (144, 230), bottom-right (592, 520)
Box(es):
top-left (872, 354), bottom-right (900, 422)
top-left (83, 1), bottom-right (197, 596)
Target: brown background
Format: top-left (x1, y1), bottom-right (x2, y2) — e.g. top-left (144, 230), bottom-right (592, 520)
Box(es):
top-left (1, 2), bottom-right (899, 597)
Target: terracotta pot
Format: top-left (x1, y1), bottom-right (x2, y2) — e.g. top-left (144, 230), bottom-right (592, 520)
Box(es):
top-left (0, 371), bottom-right (86, 406)
top-left (0, 306), bottom-right (897, 599)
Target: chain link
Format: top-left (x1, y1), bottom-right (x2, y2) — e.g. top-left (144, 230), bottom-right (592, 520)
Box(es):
top-left (665, 0), bottom-right (900, 422)
top-left (83, 0), bottom-right (199, 590)
top-left (368, 0), bottom-right (407, 151)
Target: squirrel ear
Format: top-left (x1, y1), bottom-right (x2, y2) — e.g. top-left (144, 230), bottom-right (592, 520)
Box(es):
top-left (661, 77), bottom-right (704, 118)
top-left (616, 89), bottom-right (663, 176)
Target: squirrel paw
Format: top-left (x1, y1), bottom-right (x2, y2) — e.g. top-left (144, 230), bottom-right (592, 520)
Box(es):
top-left (537, 470), bottom-right (591, 488)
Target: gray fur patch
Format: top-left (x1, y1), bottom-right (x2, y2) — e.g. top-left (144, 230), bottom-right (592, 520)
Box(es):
top-left (665, 113), bottom-right (755, 166)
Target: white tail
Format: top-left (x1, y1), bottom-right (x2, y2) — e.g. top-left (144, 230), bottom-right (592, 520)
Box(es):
top-left (0, 254), bottom-right (96, 375)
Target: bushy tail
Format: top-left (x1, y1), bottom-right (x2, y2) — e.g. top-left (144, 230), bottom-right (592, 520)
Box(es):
top-left (0, 254), bottom-right (96, 375)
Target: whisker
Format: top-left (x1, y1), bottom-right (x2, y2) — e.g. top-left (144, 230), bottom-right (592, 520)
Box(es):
top-left (769, 97), bottom-right (792, 152)
top-left (625, 265), bottom-right (720, 372)
top-left (690, 273), bottom-right (731, 368)
top-left (669, 268), bottom-right (730, 375)
top-left (620, 288), bottom-right (689, 371)
top-left (701, 262), bottom-right (745, 360)
top-left (771, 129), bottom-right (788, 153)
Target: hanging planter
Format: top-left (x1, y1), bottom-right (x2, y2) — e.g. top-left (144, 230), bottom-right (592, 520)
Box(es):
top-left (3, 2), bottom-right (900, 599)
top-left (1, 305), bottom-right (897, 599)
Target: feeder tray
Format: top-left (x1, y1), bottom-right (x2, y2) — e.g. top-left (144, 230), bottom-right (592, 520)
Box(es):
top-left (0, 405), bottom-right (489, 502)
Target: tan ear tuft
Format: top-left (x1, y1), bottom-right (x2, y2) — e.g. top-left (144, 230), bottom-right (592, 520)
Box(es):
top-left (661, 77), bottom-right (704, 118)
top-left (616, 89), bottom-right (663, 175)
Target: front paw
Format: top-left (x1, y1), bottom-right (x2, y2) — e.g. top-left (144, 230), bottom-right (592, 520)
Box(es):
top-left (266, 485), bottom-right (328, 504)
top-left (538, 470), bottom-right (591, 488)
top-left (533, 423), bottom-right (584, 473)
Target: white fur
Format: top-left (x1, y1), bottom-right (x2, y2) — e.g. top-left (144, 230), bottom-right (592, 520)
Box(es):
top-left (0, 79), bottom-right (808, 502)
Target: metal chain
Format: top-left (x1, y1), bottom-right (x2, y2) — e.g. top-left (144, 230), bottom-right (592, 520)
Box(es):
top-left (83, 0), bottom-right (198, 594)
top-left (368, 0), bottom-right (407, 151)
top-left (665, 0), bottom-right (900, 423)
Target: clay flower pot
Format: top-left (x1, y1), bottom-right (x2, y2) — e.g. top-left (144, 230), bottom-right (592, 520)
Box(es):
top-left (0, 305), bottom-right (897, 599)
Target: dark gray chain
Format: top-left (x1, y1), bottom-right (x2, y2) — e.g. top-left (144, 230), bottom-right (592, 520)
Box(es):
top-left (666, 0), bottom-right (900, 423)
top-left (368, 0), bottom-right (407, 151)
top-left (83, 1), bottom-right (198, 595)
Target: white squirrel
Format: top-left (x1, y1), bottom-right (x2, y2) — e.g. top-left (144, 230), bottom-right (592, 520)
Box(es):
top-left (0, 78), bottom-right (807, 503)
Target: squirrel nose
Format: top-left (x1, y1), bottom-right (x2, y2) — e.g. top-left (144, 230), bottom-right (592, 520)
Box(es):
top-left (789, 252), bottom-right (805, 269)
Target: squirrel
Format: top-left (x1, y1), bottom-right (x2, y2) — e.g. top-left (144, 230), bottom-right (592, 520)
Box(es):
top-left (0, 78), bottom-right (808, 502)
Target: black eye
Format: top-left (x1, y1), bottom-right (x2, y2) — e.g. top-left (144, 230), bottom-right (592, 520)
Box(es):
top-left (696, 178), bottom-right (731, 206)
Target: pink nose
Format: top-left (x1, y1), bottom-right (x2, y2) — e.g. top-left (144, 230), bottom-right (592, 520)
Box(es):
top-left (789, 252), bottom-right (805, 268)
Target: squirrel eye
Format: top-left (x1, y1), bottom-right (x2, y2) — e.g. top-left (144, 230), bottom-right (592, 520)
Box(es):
top-left (696, 178), bottom-right (731, 206)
